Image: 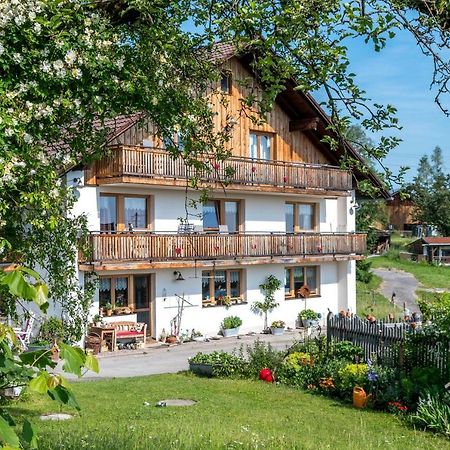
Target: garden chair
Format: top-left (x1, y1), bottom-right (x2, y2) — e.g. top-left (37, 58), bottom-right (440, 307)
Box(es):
top-left (13, 312), bottom-right (35, 350)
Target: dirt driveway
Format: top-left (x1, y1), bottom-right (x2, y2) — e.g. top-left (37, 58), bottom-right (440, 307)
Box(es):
top-left (373, 268), bottom-right (420, 314)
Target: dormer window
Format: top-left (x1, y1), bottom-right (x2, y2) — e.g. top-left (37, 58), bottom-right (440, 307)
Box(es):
top-left (220, 72), bottom-right (232, 94)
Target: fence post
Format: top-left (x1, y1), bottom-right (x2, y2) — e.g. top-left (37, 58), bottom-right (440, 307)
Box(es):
top-left (326, 311), bottom-right (333, 357)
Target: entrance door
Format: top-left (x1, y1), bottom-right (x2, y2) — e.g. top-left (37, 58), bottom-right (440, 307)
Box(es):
top-left (134, 275), bottom-right (152, 335)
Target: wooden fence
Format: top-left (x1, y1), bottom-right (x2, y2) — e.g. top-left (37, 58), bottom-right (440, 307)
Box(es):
top-left (327, 313), bottom-right (450, 376)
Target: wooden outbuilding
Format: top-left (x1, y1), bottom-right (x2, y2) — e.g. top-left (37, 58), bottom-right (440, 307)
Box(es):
top-left (408, 237), bottom-right (450, 265)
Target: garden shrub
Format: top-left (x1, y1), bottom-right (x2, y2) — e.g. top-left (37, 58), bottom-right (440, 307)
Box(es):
top-left (400, 367), bottom-right (445, 407)
top-left (236, 339), bottom-right (284, 378)
top-left (36, 317), bottom-right (65, 345)
top-left (356, 259), bottom-right (373, 283)
top-left (189, 351), bottom-right (247, 378)
top-left (289, 336), bottom-right (327, 360)
top-left (409, 391), bottom-right (450, 437)
top-left (336, 363), bottom-right (368, 398)
top-left (331, 341), bottom-right (364, 362)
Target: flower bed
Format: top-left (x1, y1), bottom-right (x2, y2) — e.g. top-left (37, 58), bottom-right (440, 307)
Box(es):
top-left (187, 337), bottom-right (450, 438)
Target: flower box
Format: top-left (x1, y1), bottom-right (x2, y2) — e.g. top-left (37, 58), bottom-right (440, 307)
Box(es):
top-left (270, 327), bottom-right (285, 336)
top-left (222, 327), bottom-right (239, 337)
top-left (189, 362), bottom-right (214, 376)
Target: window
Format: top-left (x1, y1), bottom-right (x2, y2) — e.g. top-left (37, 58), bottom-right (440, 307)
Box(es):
top-left (285, 202), bottom-right (317, 232)
top-left (285, 266), bottom-right (319, 299)
top-left (124, 197), bottom-right (147, 229)
top-left (220, 72), bottom-right (232, 94)
top-left (99, 276), bottom-right (128, 308)
top-left (202, 270), bottom-right (244, 307)
top-left (99, 275), bottom-right (152, 327)
top-left (249, 132), bottom-right (271, 160)
top-left (203, 199), bottom-right (240, 233)
top-left (100, 196), bottom-right (117, 232)
top-left (99, 194), bottom-right (151, 232)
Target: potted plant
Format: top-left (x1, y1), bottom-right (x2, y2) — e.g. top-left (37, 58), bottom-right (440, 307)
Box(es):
top-left (189, 352), bottom-right (215, 376)
top-left (221, 316), bottom-right (242, 337)
top-left (91, 314), bottom-right (103, 327)
top-left (253, 275), bottom-right (282, 332)
top-left (270, 320), bottom-right (285, 336)
top-left (299, 309), bottom-right (321, 328)
top-left (104, 303), bottom-right (113, 317)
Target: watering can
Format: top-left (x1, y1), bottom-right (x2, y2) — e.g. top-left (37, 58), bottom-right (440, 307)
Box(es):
top-left (353, 386), bottom-right (371, 409)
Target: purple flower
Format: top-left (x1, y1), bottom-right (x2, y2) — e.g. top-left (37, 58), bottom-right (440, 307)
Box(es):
top-left (367, 370), bottom-right (378, 382)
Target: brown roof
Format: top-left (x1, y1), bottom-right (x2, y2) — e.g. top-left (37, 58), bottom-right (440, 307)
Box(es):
top-left (210, 42), bottom-right (236, 63)
top-left (422, 237), bottom-right (450, 245)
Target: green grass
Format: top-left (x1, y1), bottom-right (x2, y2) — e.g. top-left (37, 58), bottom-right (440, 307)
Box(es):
top-left (371, 257), bottom-right (450, 289)
top-left (11, 374), bottom-right (450, 449)
top-left (356, 274), bottom-right (401, 318)
top-left (368, 232), bottom-right (450, 289)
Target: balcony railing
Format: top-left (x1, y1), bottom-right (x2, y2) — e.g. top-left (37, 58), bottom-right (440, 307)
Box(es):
top-left (94, 146), bottom-right (352, 192)
top-left (81, 232), bottom-right (366, 264)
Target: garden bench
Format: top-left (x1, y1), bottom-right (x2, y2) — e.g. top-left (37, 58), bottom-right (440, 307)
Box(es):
top-left (108, 321), bottom-right (147, 346)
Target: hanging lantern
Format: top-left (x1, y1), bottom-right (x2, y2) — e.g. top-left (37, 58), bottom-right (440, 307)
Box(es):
top-left (175, 247), bottom-right (182, 255)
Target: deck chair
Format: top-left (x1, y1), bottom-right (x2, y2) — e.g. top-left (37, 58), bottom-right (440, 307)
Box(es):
top-left (13, 312), bottom-right (35, 350)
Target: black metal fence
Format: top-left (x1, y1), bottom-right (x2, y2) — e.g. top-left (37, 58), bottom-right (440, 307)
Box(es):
top-left (326, 312), bottom-right (450, 377)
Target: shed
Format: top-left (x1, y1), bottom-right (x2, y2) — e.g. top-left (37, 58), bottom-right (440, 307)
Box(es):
top-left (408, 237), bottom-right (450, 264)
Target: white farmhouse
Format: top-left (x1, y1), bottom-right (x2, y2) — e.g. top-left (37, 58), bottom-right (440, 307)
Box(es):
top-left (67, 44), bottom-right (386, 339)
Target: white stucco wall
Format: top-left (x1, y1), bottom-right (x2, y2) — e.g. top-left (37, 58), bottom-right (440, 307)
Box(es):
top-left (71, 182), bottom-right (357, 337)
top-left (150, 262), bottom-right (347, 338)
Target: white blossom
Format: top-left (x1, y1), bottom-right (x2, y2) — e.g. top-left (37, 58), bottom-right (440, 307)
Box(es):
top-left (71, 68), bottom-right (82, 79)
top-left (64, 49), bottom-right (77, 66)
top-left (5, 128), bottom-right (14, 137)
top-left (40, 61), bottom-right (51, 73)
top-left (116, 57), bottom-right (125, 69)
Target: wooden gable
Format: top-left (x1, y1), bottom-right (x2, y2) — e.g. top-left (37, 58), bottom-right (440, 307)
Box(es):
top-left (107, 56), bottom-right (334, 165)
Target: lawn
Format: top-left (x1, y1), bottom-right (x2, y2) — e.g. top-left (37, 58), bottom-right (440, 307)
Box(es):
top-left (11, 374), bottom-right (450, 450)
top-left (370, 233), bottom-right (450, 289)
top-left (371, 257), bottom-right (450, 289)
top-left (356, 274), bottom-right (401, 318)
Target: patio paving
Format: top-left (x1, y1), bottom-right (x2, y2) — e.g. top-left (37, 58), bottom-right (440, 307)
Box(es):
top-left (61, 329), bottom-right (316, 380)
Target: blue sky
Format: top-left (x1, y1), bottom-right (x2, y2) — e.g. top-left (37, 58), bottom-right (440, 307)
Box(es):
top-left (344, 30), bottom-right (449, 183)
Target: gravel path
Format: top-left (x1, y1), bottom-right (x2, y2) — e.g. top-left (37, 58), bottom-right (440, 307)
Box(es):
top-left (373, 268), bottom-right (420, 315)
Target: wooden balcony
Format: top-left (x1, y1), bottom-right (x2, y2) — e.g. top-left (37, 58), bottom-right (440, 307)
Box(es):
top-left (90, 146), bottom-right (353, 195)
top-left (79, 232), bottom-right (366, 270)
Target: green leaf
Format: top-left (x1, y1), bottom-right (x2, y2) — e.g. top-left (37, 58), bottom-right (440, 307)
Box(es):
top-left (0, 416), bottom-right (20, 448)
top-left (84, 354), bottom-right (99, 373)
top-left (20, 349), bottom-right (56, 369)
top-left (34, 283), bottom-right (49, 311)
top-left (48, 385), bottom-right (80, 411)
top-left (29, 372), bottom-right (49, 394)
top-left (1, 270), bottom-right (37, 300)
top-left (17, 266), bottom-right (41, 280)
top-left (22, 420), bottom-right (38, 449)
top-left (59, 343), bottom-right (86, 377)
